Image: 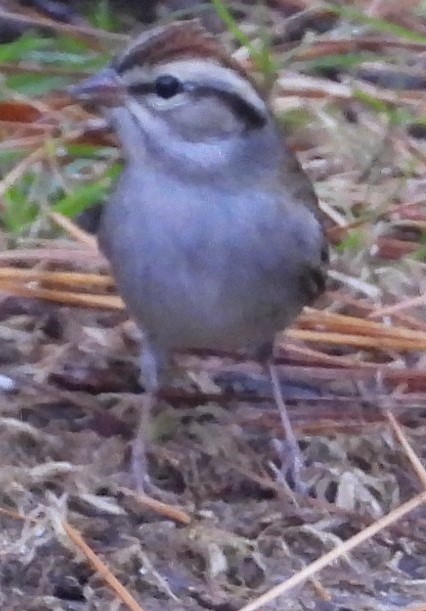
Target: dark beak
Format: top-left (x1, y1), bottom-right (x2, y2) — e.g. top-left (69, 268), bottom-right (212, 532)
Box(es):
top-left (68, 67), bottom-right (126, 107)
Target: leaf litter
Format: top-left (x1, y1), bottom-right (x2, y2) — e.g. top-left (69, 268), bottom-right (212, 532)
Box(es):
top-left (0, 1), bottom-right (425, 610)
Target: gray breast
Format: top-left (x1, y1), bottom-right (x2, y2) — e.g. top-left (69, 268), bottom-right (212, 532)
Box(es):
top-left (99, 166), bottom-right (324, 351)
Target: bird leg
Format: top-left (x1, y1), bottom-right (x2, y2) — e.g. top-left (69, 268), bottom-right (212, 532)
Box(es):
top-left (131, 338), bottom-right (161, 493)
top-left (131, 390), bottom-right (155, 492)
top-left (267, 361), bottom-right (307, 495)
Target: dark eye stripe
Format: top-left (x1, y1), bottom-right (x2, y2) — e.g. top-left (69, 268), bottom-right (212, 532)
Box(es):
top-left (227, 93), bottom-right (266, 129)
top-left (126, 79), bottom-right (266, 129)
top-left (128, 82), bottom-right (154, 95)
top-left (188, 84), bottom-right (266, 129)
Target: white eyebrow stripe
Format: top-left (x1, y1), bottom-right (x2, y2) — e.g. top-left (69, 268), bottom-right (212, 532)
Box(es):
top-left (158, 59), bottom-right (266, 110)
top-left (120, 58), bottom-right (267, 116)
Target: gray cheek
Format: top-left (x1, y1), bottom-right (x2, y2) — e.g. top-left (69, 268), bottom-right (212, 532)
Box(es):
top-left (167, 99), bottom-right (240, 140)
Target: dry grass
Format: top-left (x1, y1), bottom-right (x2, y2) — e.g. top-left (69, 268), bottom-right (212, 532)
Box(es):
top-left (0, 1), bottom-right (425, 610)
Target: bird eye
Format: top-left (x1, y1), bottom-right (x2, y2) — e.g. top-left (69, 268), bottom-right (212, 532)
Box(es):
top-left (154, 75), bottom-right (182, 99)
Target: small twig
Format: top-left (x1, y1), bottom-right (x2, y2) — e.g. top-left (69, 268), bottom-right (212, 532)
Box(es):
top-left (370, 295), bottom-right (426, 318)
top-left (0, 134), bottom-right (53, 151)
top-left (310, 578), bottom-right (331, 602)
top-left (287, 329), bottom-right (426, 351)
top-left (0, 61), bottom-right (90, 78)
top-left (62, 520), bottom-right (145, 611)
top-left (119, 488), bottom-right (191, 525)
top-left (0, 267), bottom-right (112, 288)
top-left (49, 211), bottom-right (99, 249)
top-left (0, 279), bottom-right (123, 309)
top-left (0, 507), bottom-right (146, 610)
top-left (0, 506), bottom-right (33, 522)
top-left (0, 247), bottom-right (103, 264)
top-left (301, 308), bottom-right (426, 342)
top-left (385, 411), bottom-right (426, 490)
top-left (0, 146), bottom-right (45, 200)
top-left (238, 491), bottom-right (426, 611)
top-left (0, 9), bottom-right (127, 43)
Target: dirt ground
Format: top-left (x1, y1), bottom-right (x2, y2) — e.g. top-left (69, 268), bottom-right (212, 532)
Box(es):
top-left (0, 295), bottom-right (425, 610)
top-left (0, 1), bottom-right (426, 610)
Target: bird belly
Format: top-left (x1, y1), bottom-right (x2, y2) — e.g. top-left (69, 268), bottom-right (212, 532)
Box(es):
top-left (100, 175), bottom-right (310, 352)
top-left (110, 238), bottom-right (300, 353)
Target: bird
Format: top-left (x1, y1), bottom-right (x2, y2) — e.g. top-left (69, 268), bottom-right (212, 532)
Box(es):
top-left (70, 20), bottom-right (328, 494)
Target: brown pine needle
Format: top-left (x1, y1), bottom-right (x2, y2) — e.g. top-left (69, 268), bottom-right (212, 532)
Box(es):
top-left (49, 211), bottom-right (99, 249)
top-left (0, 506), bottom-right (31, 522)
top-left (385, 411), bottom-right (426, 490)
top-left (370, 295), bottom-right (426, 318)
top-left (238, 491), bottom-right (426, 611)
top-left (0, 506), bottom-right (147, 611)
top-left (280, 342), bottom-right (377, 368)
top-left (1, 274), bottom-right (426, 351)
top-left (0, 280), bottom-right (123, 309)
top-left (0, 508), bottom-right (154, 609)
top-left (287, 329), bottom-right (426, 352)
top-left (0, 146), bottom-right (45, 200)
top-left (0, 267), bottom-right (113, 288)
top-left (301, 309), bottom-right (426, 342)
top-left (309, 578), bottom-right (331, 602)
top-left (0, 247), bottom-right (103, 264)
top-left (0, 9), bottom-right (127, 43)
top-left (120, 488), bottom-right (191, 525)
top-left (0, 134), bottom-right (52, 151)
top-left (62, 521), bottom-right (145, 611)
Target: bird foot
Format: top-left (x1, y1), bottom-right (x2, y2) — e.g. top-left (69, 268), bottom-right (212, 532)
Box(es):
top-left (268, 362), bottom-right (309, 496)
top-left (279, 441), bottom-right (309, 496)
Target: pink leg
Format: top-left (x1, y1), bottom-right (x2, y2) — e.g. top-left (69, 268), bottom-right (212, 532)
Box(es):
top-left (268, 362), bottom-right (306, 494)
